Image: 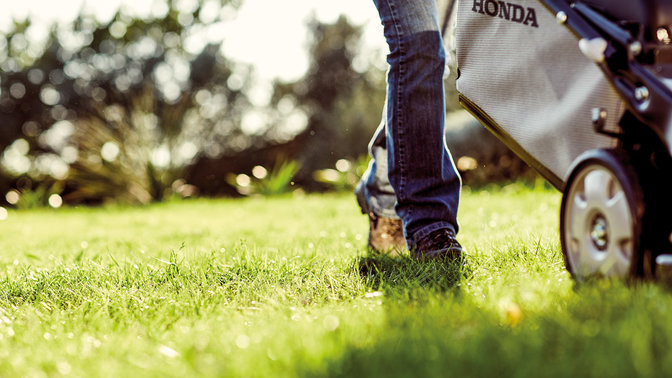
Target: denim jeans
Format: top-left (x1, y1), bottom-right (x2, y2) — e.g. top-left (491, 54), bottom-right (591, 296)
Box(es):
top-left (355, 0), bottom-right (462, 247)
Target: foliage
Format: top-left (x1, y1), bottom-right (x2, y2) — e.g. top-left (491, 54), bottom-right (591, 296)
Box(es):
top-left (1, 8), bottom-right (392, 202)
top-left (271, 16), bottom-right (387, 189)
top-left (313, 155), bottom-right (370, 192)
top-left (1, 186), bottom-right (671, 376)
top-left (0, 0), bottom-right (260, 204)
top-left (183, 15), bottom-right (388, 196)
top-left (226, 159), bottom-right (300, 196)
top-left (3, 184), bottom-right (61, 209)
top-left (251, 160), bottom-right (300, 196)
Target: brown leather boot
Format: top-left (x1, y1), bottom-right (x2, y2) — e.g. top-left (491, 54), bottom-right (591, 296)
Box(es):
top-left (367, 212), bottom-right (406, 256)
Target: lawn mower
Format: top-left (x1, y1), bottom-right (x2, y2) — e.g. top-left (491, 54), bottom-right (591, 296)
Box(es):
top-left (452, 0), bottom-right (672, 281)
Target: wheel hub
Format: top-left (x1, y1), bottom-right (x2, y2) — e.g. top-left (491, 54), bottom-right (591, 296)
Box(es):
top-left (590, 214), bottom-right (609, 251)
top-left (561, 151), bottom-right (640, 280)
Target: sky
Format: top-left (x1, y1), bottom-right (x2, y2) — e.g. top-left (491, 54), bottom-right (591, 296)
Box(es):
top-left (1, 0), bottom-right (386, 83)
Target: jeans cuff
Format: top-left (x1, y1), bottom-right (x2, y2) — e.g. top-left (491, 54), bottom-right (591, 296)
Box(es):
top-left (354, 180), bottom-right (400, 219)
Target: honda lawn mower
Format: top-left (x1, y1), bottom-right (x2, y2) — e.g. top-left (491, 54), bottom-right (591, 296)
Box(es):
top-left (454, 0), bottom-right (672, 281)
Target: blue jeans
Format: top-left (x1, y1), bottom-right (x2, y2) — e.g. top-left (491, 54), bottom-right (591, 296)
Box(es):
top-left (355, 0), bottom-right (461, 247)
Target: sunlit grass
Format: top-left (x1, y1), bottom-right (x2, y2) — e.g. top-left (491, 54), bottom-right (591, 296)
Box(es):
top-left (0, 184), bottom-right (671, 376)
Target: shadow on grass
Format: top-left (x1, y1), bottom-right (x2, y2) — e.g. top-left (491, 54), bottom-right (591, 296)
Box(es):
top-left (307, 261), bottom-right (672, 378)
top-left (355, 251), bottom-right (471, 296)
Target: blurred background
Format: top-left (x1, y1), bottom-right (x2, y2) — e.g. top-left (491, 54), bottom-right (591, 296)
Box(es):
top-left (0, 0), bottom-right (536, 209)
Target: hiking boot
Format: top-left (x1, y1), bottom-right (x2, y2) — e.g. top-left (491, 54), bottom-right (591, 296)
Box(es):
top-left (412, 228), bottom-right (463, 261)
top-left (367, 212), bottom-right (406, 255)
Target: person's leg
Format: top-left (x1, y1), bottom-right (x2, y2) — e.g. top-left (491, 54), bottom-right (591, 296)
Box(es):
top-left (355, 102), bottom-right (399, 221)
top-left (359, 0), bottom-right (462, 257)
top-left (355, 101), bottom-right (406, 254)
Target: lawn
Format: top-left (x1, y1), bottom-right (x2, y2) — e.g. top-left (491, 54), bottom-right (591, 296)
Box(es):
top-left (0, 184), bottom-right (671, 377)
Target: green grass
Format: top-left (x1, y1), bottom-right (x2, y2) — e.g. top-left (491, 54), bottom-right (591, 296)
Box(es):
top-left (1, 184), bottom-right (671, 377)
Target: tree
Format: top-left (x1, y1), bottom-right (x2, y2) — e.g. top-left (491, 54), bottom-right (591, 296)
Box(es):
top-left (270, 15), bottom-right (387, 189)
top-left (185, 15), bottom-right (388, 194)
top-left (0, 0), bottom-right (255, 204)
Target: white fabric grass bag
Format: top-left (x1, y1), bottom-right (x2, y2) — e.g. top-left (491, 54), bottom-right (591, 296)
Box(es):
top-left (455, 0), bottom-right (622, 188)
